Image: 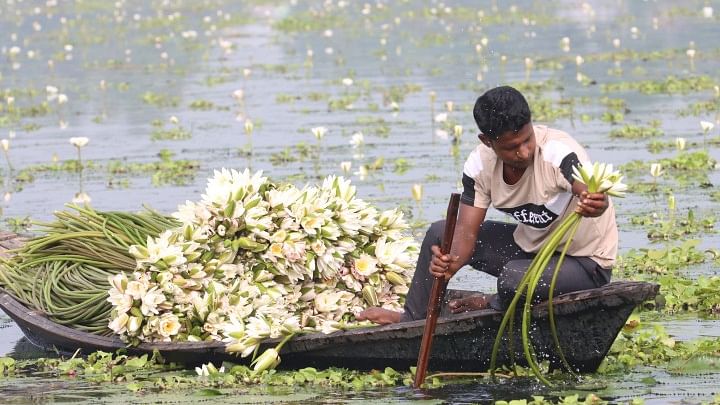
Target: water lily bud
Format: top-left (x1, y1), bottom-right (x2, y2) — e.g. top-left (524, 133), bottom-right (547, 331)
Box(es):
top-left (127, 316), bottom-right (142, 333)
top-left (1, 139), bottom-right (9, 152)
top-left (411, 184), bottom-right (423, 202)
top-left (252, 348), bottom-right (280, 375)
top-left (667, 194), bottom-right (676, 211)
top-left (362, 285), bottom-right (379, 306)
top-left (675, 137), bottom-right (686, 151)
top-left (385, 271), bottom-right (406, 286)
top-left (429, 91), bottom-right (436, 103)
top-left (128, 245), bottom-right (149, 259)
top-left (244, 119), bottom-right (254, 135)
top-left (649, 163), bottom-right (663, 178)
top-left (340, 161), bottom-right (352, 173)
top-left (453, 124), bottom-right (463, 138)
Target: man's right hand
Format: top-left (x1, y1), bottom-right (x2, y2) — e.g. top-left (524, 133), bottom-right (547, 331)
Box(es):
top-left (429, 245), bottom-right (461, 281)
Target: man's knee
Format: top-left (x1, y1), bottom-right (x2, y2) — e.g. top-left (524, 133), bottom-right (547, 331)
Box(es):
top-left (425, 220), bottom-right (446, 243)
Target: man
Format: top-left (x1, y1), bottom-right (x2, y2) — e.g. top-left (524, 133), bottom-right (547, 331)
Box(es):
top-left (358, 85), bottom-right (617, 324)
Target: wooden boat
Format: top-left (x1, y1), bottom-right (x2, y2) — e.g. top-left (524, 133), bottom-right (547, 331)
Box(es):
top-left (1, 281), bottom-right (658, 372)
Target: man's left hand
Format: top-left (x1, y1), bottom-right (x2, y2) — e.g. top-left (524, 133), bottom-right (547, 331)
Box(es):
top-left (575, 191), bottom-right (608, 217)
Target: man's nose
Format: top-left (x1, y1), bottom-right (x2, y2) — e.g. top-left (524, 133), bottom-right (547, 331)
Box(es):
top-left (517, 145), bottom-right (530, 160)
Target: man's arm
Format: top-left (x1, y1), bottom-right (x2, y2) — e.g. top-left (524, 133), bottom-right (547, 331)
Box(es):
top-left (571, 180), bottom-right (608, 217)
top-left (429, 203), bottom-right (487, 281)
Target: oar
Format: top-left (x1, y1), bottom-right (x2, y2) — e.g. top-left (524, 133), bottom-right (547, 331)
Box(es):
top-left (414, 192), bottom-right (461, 388)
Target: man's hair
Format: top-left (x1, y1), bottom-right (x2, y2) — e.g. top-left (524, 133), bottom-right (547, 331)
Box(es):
top-left (473, 86), bottom-right (531, 140)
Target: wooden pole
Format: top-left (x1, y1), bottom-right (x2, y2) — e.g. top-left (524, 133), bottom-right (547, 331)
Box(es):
top-left (414, 192), bottom-right (461, 388)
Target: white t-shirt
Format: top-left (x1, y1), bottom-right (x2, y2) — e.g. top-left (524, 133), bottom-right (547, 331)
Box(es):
top-left (461, 125), bottom-right (618, 269)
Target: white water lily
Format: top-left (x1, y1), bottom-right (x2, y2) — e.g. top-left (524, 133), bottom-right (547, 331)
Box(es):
top-left (650, 163), bottom-right (664, 178)
top-left (125, 280), bottom-right (147, 300)
top-left (311, 126), bottom-right (328, 140)
top-left (108, 313), bottom-right (129, 334)
top-left (109, 170), bottom-right (418, 350)
top-left (141, 287), bottom-right (166, 316)
top-left (69, 137), bottom-right (89, 148)
top-left (572, 162), bottom-right (627, 197)
top-left (411, 184), bottom-right (423, 202)
top-left (354, 254), bottom-right (378, 277)
top-left (700, 120), bottom-right (715, 133)
top-left (314, 290), bottom-right (341, 313)
top-left (107, 290), bottom-right (132, 314)
top-left (350, 132), bottom-right (364, 147)
top-left (158, 313), bottom-right (181, 338)
top-left (675, 137), bottom-right (686, 151)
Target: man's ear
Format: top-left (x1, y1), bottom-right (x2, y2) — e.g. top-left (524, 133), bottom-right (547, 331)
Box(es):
top-left (478, 134), bottom-right (492, 148)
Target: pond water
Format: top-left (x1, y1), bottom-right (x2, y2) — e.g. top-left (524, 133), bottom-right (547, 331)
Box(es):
top-left (1, 0), bottom-right (720, 403)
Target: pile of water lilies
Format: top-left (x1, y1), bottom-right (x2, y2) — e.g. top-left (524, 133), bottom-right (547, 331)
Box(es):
top-left (107, 169), bottom-right (417, 359)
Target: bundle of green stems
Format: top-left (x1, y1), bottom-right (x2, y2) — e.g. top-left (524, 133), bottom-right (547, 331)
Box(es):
top-left (0, 204), bottom-right (177, 334)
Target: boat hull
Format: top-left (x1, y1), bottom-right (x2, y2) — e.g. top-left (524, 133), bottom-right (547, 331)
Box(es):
top-left (1, 281), bottom-right (657, 372)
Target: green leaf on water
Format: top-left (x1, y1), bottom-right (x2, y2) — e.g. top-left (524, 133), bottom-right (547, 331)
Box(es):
top-left (193, 388), bottom-right (223, 397)
top-left (640, 376), bottom-right (657, 385)
top-left (126, 382), bottom-right (142, 392)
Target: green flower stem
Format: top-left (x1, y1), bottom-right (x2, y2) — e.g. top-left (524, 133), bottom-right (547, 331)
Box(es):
top-left (490, 211), bottom-right (579, 382)
top-left (547, 215), bottom-right (582, 375)
top-left (519, 213), bottom-right (580, 385)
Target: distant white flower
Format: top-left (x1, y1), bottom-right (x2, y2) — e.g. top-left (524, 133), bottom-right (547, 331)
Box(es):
top-left (341, 77), bottom-right (353, 86)
top-left (575, 55), bottom-right (584, 66)
top-left (1, 139), bottom-right (8, 152)
top-left (445, 101), bottom-right (454, 112)
top-left (700, 120), bottom-right (714, 133)
top-left (349, 132), bottom-right (364, 147)
top-left (69, 137), bottom-right (89, 148)
top-left (232, 89), bottom-right (244, 101)
top-left (72, 191), bottom-right (92, 204)
top-left (650, 163), bottom-right (663, 178)
top-left (411, 184), bottom-right (423, 202)
top-left (244, 119), bottom-right (254, 135)
top-left (612, 38), bottom-right (621, 48)
top-left (702, 6), bottom-right (713, 18)
top-left (311, 126), bottom-right (328, 140)
top-left (453, 125), bottom-right (463, 137)
top-left (434, 112), bottom-right (447, 123)
top-left (675, 137), bottom-right (686, 151)
top-left (435, 129), bottom-right (448, 139)
top-left (57, 93), bottom-right (68, 104)
top-left (686, 48), bottom-right (696, 58)
top-left (340, 161), bottom-right (352, 173)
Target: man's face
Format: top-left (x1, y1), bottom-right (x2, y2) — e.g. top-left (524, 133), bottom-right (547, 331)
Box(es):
top-left (481, 123), bottom-right (536, 170)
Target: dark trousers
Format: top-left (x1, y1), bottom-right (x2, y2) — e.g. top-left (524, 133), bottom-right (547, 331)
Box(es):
top-left (400, 220), bottom-right (612, 322)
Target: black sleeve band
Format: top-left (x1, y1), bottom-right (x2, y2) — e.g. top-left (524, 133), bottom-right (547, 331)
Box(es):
top-left (559, 152), bottom-right (581, 185)
top-left (460, 173), bottom-right (476, 206)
